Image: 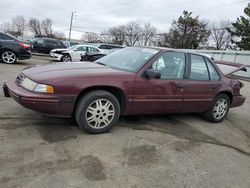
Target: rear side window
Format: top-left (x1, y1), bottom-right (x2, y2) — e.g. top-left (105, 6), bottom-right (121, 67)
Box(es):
top-left (205, 59), bottom-right (220, 81)
top-left (190, 54), bottom-right (209, 80)
top-left (35, 39), bottom-right (44, 44)
top-left (76, 46), bottom-right (87, 51)
top-left (88, 47), bottom-right (99, 52)
top-left (98, 45), bottom-right (106, 49)
top-left (46, 40), bottom-right (59, 45)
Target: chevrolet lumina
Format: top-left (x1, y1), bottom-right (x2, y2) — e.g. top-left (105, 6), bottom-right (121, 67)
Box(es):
top-left (3, 47), bottom-right (246, 134)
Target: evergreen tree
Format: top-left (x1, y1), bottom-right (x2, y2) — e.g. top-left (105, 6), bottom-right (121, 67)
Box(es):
top-left (228, 3), bottom-right (250, 50)
top-left (166, 11), bottom-right (210, 49)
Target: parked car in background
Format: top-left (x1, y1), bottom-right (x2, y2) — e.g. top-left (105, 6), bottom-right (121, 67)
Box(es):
top-left (80, 52), bottom-right (106, 62)
top-left (3, 47), bottom-right (246, 134)
top-left (62, 41), bottom-right (80, 48)
top-left (0, 32), bottom-right (31, 64)
top-left (30, 38), bottom-right (66, 54)
top-left (86, 43), bottom-right (124, 54)
top-left (50, 44), bottom-right (101, 62)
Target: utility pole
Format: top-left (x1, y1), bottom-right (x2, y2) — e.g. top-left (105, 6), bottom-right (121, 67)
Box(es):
top-left (69, 11), bottom-right (75, 43)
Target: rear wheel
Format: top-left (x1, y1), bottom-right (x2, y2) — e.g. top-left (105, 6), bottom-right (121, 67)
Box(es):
top-left (61, 54), bottom-right (71, 62)
top-left (203, 94), bottom-right (230, 123)
top-left (1, 50), bottom-right (17, 64)
top-left (75, 90), bottom-right (120, 134)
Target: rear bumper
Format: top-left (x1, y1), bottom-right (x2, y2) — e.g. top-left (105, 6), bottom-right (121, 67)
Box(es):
top-left (3, 81), bottom-right (76, 117)
top-left (231, 95), bottom-right (246, 108)
top-left (18, 50), bottom-right (32, 60)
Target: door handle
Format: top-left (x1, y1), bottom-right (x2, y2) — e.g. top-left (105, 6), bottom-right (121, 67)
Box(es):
top-left (211, 85), bottom-right (217, 89)
top-left (177, 84), bottom-right (184, 92)
top-left (177, 84), bottom-right (184, 89)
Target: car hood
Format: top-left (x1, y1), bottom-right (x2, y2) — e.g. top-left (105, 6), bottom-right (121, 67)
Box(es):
top-left (51, 48), bottom-right (68, 53)
top-left (22, 62), bottom-right (134, 83)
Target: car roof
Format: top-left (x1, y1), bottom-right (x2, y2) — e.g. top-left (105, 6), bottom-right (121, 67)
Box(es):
top-left (33, 37), bottom-right (61, 41)
top-left (130, 46), bottom-right (214, 60)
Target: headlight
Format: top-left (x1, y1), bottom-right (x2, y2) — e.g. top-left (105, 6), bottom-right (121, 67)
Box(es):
top-left (21, 78), bottom-right (54, 94)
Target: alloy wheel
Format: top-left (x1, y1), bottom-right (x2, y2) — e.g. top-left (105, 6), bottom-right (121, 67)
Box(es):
top-left (62, 55), bottom-right (71, 62)
top-left (2, 51), bottom-right (16, 64)
top-left (213, 98), bottom-right (228, 120)
top-left (85, 99), bottom-right (115, 129)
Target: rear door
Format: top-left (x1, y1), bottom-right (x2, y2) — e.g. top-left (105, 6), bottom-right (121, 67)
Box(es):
top-left (182, 54), bottom-right (222, 112)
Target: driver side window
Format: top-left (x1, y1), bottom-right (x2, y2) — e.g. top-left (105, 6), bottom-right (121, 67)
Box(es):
top-left (151, 52), bottom-right (186, 79)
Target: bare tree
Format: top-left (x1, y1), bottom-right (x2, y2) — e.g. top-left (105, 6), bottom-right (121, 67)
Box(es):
top-left (2, 22), bottom-right (15, 35)
top-left (124, 21), bottom-right (143, 46)
top-left (82, 32), bottom-right (100, 43)
top-left (29, 18), bottom-right (42, 36)
top-left (12, 16), bottom-right (26, 36)
top-left (41, 18), bottom-right (53, 37)
top-left (100, 30), bottom-right (113, 43)
top-left (210, 21), bottom-right (232, 50)
top-left (107, 25), bottom-right (126, 45)
top-left (53, 31), bottom-right (65, 40)
top-left (140, 22), bottom-right (157, 46)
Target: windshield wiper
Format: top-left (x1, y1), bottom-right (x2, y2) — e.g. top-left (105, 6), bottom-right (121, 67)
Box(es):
top-left (95, 62), bottom-right (107, 66)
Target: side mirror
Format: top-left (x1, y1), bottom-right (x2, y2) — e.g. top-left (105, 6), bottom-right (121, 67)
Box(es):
top-left (145, 69), bottom-right (161, 79)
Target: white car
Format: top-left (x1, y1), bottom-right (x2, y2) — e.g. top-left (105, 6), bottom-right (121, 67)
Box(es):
top-left (50, 45), bottom-right (101, 62)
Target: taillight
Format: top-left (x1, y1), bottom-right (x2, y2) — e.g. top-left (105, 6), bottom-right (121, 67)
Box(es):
top-left (19, 42), bottom-right (30, 49)
top-left (239, 81), bottom-right (244, 88)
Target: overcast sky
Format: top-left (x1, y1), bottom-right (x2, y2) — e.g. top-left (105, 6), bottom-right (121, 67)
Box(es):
top-left (0, 0), bottom-right (249, 39)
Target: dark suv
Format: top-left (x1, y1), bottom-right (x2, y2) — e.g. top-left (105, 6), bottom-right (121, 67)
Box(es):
top-left (0, 32), bottom-right (31, 64)
top-left (30, 38), bottom-right (66, 54)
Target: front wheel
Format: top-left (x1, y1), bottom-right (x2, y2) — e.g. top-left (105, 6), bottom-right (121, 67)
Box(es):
top-left (61, 54), bottom-right (71, 62)
top-left (75, 90), bottom-right (120, 134)
top-left (203, 94), bottom-right (230, 123)
top-left (1, 51), bottom-right (17, 64)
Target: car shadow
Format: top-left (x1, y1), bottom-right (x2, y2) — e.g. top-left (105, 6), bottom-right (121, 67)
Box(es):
top-left (119, 114), bottom-right (250, 156)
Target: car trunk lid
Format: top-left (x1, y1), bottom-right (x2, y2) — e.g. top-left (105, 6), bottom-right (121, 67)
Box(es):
top-left (214, 60), bottom-right (247, 76)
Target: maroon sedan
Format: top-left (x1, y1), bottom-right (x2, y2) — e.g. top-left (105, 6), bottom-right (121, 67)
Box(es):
top-left (3, 47), bottom-right (246, 134)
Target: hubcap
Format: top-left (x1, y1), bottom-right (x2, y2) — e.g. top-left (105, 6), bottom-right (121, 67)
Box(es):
top-left (2, 51), bottom-right (16, 63)
top-left (213, 98), bottom-right (228, 120)
top-left (62, 56), bottom-right (71, 62)
top-left (85, 99), bottom-right (115, 129)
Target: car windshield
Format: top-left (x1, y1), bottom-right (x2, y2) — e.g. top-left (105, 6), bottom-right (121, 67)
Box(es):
top-left (95, 47), bottom-right (160, 72)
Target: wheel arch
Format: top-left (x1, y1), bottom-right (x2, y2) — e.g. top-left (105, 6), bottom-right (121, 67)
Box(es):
top-left (216, 91), bottom-right (233, 104)
top-left (60, 53), bottom-right (72, 61)
top-left (0, 48), bottom-right (19, 58)
top-left (72, 86), bottom-right (126, 117)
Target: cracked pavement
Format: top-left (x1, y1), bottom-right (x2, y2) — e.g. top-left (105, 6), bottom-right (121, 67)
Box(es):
top-left (0, 56), bottom-right (250, 188)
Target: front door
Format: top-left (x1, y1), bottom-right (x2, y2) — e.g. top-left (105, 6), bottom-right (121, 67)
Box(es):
top-left (132, 51), bottom-right (186, 114)
top-left (72, 46), bottom-right (87, 61)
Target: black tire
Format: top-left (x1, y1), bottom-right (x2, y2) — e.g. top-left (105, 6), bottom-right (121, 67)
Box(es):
top-left (1, 50), bottom-right (17, 64)
top-left (75, 90), bottom-right (120, 134)
top-left (203, 94), bottom-right (230, 123)
top-left (61, 54), bottom-right (71, 62)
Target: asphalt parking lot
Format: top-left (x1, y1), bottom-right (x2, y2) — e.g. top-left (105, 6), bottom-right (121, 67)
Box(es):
top-left (0, 56), bottom-right (250, 188)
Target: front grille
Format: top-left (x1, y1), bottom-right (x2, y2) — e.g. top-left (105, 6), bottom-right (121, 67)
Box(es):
top-left (16, 73), bottom-right (25, 85)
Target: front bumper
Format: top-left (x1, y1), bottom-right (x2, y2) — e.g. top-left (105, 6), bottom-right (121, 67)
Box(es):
top-left (3, 81), bottom-right (75, 117)
top-left (50, 52), bottom-right (63, 61)
top-left (231, 95), bottom-right (246, 108)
